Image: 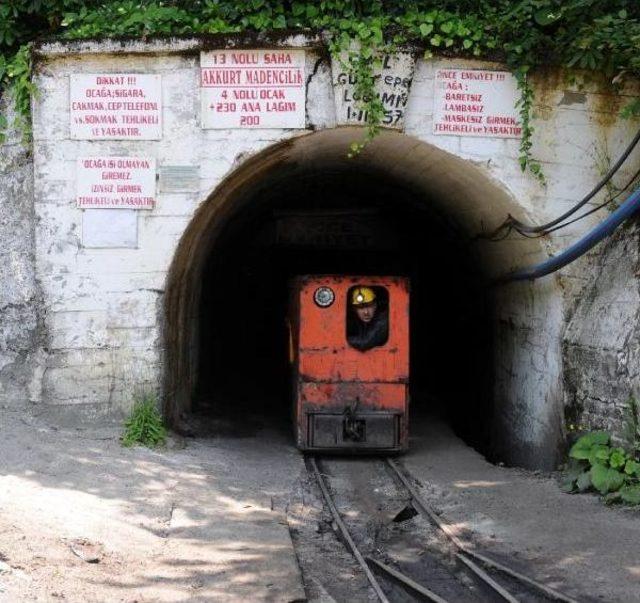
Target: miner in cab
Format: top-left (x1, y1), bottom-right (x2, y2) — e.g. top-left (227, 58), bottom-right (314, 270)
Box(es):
top-left (347, 286), bottom-right (389, 352)
top-left (288, 275), bottom-right (410, 453)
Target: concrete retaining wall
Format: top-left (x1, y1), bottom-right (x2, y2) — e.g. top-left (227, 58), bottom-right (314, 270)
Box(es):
top-left (0, 95), bottom-right (39, 410)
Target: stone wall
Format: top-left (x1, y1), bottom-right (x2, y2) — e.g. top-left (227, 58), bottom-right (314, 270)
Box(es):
top-left (563, 219), bottom-right (640, 443)
top-left (0, 95), bottom-right (39, 410)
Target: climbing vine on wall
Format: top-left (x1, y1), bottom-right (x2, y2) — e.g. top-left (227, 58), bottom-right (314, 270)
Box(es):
top-left (1, 1), bottom-right (640, 179)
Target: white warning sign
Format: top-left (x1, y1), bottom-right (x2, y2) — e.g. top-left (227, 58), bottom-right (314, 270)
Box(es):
top-left (70, 74), bottom-right (162, 140)
top-left (76, 157), bottom-right (156, 210)
top-left (200, 49), bottom-right (306, 129)
top-left (433, 68), bottom-right (521, 138)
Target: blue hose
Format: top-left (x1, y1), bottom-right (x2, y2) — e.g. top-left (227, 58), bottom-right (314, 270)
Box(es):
top-left (505, 185), bottom-right (640, 282)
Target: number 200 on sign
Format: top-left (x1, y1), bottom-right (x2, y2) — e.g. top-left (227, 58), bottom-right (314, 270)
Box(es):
top-left (209, 102), bottom-right (261, 125)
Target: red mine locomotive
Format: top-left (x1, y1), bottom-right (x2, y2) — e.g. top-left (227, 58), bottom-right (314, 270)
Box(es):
top-left (288, 275), bottom-right (410, 453)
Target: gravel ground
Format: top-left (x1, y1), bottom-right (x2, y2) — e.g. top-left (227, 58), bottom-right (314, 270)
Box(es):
top-left (0, 408), bottom-right (305, 602)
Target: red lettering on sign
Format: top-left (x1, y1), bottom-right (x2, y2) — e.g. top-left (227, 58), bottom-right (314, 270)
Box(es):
top-left (433, 68), bottom-right (520, 139)
top-left (200, 50), bottom-right (305, 128)
top-left (71, 74), bottom-right (161, 140)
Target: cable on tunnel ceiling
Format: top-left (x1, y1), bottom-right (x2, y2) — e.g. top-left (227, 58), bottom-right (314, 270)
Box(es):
top-left (485, 127), bottom-right (640, 240)
top-left (537, 165), bottom-right (640, 236)
top-left (497, 183), bottom-right (640, 283)
top-left (496, 165), bottom-right (640, 239)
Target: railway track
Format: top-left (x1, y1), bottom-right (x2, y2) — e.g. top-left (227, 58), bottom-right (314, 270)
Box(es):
top-left (306, 456), bottom-right (579, 603)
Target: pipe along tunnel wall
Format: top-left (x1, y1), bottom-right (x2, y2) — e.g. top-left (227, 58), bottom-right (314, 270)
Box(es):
top-left (164, 129), bottom-right (564, 468)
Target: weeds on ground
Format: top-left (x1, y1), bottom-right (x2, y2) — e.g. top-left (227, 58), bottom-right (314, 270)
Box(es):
top-left (121, 393), bottom-right (166, 448)
top-left (562, 430), bottom-right (640, 505)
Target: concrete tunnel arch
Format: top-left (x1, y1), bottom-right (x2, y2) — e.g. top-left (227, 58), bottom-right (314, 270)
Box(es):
top-left (163, 127), bottom-right (564, 468)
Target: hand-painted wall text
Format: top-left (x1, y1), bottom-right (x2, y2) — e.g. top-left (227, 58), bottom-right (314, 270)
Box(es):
top-left (333, 53), bottom-right (416, 130)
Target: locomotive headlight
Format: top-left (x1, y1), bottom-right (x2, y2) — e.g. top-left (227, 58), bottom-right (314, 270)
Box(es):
top-left (313, 286), bottom-right (335, 308)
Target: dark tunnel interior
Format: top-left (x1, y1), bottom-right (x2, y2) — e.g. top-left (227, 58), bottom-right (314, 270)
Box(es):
top-left (192, 166), bottom-right (495, 454)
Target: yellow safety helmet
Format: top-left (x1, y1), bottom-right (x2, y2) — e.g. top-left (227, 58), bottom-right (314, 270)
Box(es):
top-left (351, 286), bottom-right (376, 306)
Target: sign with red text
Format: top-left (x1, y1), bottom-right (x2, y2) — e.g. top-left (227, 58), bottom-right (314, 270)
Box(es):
top-left (76, 157), bottom-right (156, 209)
top-left (200, 49), bottom-right (305, 129)
top-left (70, 74), bottom-right (162, 139)
top-left (433, 69), bottom-right (521, 138)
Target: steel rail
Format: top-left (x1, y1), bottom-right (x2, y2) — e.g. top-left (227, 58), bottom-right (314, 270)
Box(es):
top-left (366, 556), bottom-right (451, 603)
top-left (454, 552), bottom-right (519, 603)
top-left (386, 458), bottom-right (579, 603)
top-left (309, 456), bottom-right (391, 603)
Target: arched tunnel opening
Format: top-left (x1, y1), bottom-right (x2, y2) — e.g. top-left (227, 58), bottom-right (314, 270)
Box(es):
top-left (164, 128), bottom-right (553, 466)
top-left (194, 168), bottom-right (493, 451)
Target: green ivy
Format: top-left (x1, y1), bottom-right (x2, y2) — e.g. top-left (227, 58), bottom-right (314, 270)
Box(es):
top-left (514, 67), bottom-right (544, 184)
top-left (0, 45), bottom-right (36, 143)
top-left (621, 99), bottom-right (640, 119)
top-left (1, 1), bottom-right (640, 177)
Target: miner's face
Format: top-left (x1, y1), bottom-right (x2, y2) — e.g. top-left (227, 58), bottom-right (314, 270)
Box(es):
top-left (355, 302), bottom-right (377, 323)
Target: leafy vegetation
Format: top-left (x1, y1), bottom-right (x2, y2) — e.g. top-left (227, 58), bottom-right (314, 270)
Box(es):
top-left (562, 430), bottom-right (640, 505)
top-left (1, 1), bottom-right (640, 173)
top-left (121, 393), bottom-right (167, 448)
top-left (623, 394), bottom-right (640, 456)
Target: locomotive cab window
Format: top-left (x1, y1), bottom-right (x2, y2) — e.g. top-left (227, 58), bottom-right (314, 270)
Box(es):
top-left (346, 286), bottom-right (389, 351)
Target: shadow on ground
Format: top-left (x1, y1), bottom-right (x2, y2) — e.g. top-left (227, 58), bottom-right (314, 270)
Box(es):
top-left (0, 407), bottom-right (305, 602)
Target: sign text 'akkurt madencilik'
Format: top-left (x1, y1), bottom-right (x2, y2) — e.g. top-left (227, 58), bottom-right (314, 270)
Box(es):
top-left (200, 50), bottom-right (306, 129)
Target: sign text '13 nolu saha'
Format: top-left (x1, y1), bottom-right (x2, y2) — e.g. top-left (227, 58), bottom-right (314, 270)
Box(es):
top-left (200, 50), bottom-right (306, 129)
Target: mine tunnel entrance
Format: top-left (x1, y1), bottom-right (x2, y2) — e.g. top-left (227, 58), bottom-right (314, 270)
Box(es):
top-left (164, 128), bottom-right (550, 463)
top-left (191, 163), bottom-right (493, 453)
